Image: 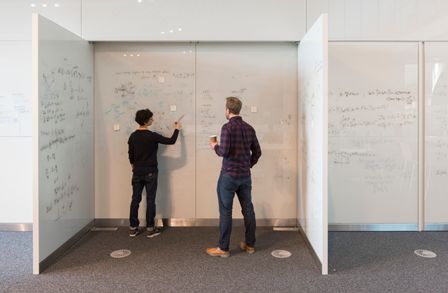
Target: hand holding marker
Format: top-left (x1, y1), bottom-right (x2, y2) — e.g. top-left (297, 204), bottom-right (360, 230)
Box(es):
top-left (175, 114), bottom-right (184, 130)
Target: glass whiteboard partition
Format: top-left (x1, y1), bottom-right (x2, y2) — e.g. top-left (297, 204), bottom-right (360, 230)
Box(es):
top-left (424, 42), bottom-right (448, 229)
top-left (32, 14), bottom-right (94, 274)
top-left (195, 43), bottom-right (298, 221)
top-left (328, 42), bottom-right (419, 228)
top-left (94, 43), bottom-right (196, 221)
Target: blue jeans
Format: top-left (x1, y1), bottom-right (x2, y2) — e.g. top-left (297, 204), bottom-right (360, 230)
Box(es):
top-left (129, 172), bottom-right (158, 228)
top-left (217, 172), bottom-right (256, 251)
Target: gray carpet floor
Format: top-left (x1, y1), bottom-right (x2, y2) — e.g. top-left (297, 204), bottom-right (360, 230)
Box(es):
top-left (1, 228), bottom-right (448, 293)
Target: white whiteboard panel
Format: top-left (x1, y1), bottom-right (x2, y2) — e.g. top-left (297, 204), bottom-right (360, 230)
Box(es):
top-left (425, 42), bottom-right (448, 224)
top-left (196, 43), bottom-right (297, 219)
top-left (0, 137), bottom-right (32, 223)
top-left (298, 14), bottom-right (328, 275)
top-left (95, 43), bottom-right (196, 220)
top-left (328, 42), bottom-right (419, 224)
top-left (0, 0), bottom-right (81, 40)
top-left (33, 15), bottom-right (94, 274)
top-left (307, 0), bottom-right (448, 41)
top-left (0, 41), bottom-right (32, 137)
top-left (82, 0), bottom-right (306, 41)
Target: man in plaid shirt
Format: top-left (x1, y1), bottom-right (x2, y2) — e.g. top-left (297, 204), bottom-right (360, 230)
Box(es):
top-left (207, 97), bottom-right (262, 257)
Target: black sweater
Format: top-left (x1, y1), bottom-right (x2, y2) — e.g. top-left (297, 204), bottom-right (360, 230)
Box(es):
top-left (128, 129), bottom-right (179, 175)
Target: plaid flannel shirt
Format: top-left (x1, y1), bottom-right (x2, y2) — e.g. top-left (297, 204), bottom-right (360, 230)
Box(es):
top-left (214, 116), bottom-right (262, 178)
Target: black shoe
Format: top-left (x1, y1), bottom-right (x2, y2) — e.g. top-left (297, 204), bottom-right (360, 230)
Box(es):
top-left (129, 228), bottom-right (140, 237)
top-left (146, 227), bottom-right (162, 238)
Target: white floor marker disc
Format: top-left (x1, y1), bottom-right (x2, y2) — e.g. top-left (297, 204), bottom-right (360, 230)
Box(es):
top-left (110, 249), bottom-right (132, 258)
top-left (271, 250), bottom-right (292, 258)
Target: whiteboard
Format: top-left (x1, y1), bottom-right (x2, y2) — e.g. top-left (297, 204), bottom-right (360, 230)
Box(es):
top-left (328, 42), bottom-right (419, 224)
top-left (0, 41), bottom-right (32, 137)
top-left (298, 14), bottom-right (328, 275)
top-left (33, 15), bottom-right (94, 274)
top-left (95, 43), bottom-right (196, 220)
top-left (196, 43), bottom-right (297, 219)
top-left (425, 42), bottom-right (448, 225)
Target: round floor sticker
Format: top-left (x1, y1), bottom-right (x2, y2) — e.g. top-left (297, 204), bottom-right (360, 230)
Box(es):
top-left (271, 250), bottom-right (292, 258)
top-left (414, 249), bottom-right (437, 258)
top-left (110, 249), bottom-right (132, 259)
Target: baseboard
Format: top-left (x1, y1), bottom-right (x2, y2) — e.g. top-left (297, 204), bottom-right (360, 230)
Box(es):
top-left (94, 218), bottom-right (297, 227)
top-left (329, 224), bottom-right (418, 232)
top-left (39, 220), bottom-right (94, 274)
top-left (0, 223), bottom-right (32, 231)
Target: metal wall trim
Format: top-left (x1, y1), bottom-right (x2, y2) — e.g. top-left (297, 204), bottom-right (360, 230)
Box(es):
top-left (0, 223), bottom-right (32, 232)
top-left (424, 224), bottom-right (448, 231)
top-left (94, 218), bottom-right (297, 227)
top-left (329, 224), bottom-right (419, 231)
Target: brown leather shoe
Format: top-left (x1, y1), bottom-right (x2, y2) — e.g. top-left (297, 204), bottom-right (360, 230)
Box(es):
top-left (206, 247), bottom-right (230, 258)
top-left (240, 242), bottom-right (255, 254)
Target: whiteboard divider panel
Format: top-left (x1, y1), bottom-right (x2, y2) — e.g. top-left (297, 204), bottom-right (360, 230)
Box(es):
top-left (297, 14), bottom-right (328, 275)
top-left (32, 14), bottom-right (94, 274)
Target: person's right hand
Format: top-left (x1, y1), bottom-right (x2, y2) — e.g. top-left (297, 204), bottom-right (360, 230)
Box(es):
top-left (175, 121), bottom-right (182, 130)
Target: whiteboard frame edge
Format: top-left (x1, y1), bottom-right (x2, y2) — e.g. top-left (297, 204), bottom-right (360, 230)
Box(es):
top-left (32, 13), bottom-right (40, 275)
top-left (321, 13), bottom-right (329, 276)
top-left (418, 42), bottom-right (425, 232)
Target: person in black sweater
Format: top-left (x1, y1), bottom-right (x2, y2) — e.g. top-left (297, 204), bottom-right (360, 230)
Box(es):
top-left (128, 109), bottom-right (181, 238)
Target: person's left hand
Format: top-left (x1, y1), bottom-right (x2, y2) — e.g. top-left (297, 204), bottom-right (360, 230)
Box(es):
top-left (209, 142), bottom-right (218, 150)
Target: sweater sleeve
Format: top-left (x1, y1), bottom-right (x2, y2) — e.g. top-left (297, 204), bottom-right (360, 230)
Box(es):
top-left (155, 129), bottom-right (179, 145)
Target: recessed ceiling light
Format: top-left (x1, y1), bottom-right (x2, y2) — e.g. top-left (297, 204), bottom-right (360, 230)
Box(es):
top-left (42, 3), bottom-right (47, 8)
top-left (30, 3), bottom-right (36, 8)
top-left (54, 3), bottom-right (60, 8)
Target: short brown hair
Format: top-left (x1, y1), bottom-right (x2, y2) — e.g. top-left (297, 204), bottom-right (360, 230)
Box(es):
top-left (226, 97), bottom-right (242, 114)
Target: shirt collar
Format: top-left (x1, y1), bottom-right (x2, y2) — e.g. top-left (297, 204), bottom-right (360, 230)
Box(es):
top-left (229, 116), bottom-right (242, 122)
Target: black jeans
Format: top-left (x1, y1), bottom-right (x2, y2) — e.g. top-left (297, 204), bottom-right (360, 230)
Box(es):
top-left (129, 172), bottom-right (158, 228)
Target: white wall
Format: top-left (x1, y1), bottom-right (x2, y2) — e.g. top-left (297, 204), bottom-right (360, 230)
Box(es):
top-left (0, 0), bottom-right (82, 226)
top-left (308, 0), bottom-right (448, 41)
top-left (0, 0), bottom-right (81, 41)
top-left (0, 41), bottom-right (32, 224)
top-left (81, 0), bottom-right (306, 41)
